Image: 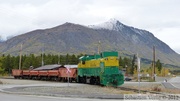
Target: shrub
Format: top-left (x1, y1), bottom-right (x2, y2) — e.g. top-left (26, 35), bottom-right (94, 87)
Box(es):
top-left (152, 85), bottom-right (161, 92)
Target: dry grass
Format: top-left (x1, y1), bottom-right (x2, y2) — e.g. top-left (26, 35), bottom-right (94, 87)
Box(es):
top-left (151, 85), bottom-right (162, 92)
top-left (161, 88), bottom-right (180, 94)
top-left (150, 85), bottom-right (180, 94)
top-left (120, 84), bottom-right (180, 94)
top-left (103, 86), bottom-right (136, 94)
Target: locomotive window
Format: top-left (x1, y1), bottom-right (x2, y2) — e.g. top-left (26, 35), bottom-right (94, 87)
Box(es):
top-left (82, 61), bottom-right (85, 64)
top-left (100, 53), bottom-right (103, 58)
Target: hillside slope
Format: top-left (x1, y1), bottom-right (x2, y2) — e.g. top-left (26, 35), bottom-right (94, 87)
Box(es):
top-left (0, 19), bottom-right (180, 66)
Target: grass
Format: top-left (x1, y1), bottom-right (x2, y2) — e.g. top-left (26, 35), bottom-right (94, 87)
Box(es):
top-left (103, 86), bottom-right (136, 94)
top-left (120, 84), bottom-right (180, 94)
top-left (151, 85), bottom-right (161, 92)
top-left (161, 88), bottom-right (180, 94)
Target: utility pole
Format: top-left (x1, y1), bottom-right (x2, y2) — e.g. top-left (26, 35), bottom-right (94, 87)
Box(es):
top-left (151, 62), bottom-right (153, 80)
top-left (137, 54), bottom-right (141, 94)
top-left (125, 65), bottom-right (128, 76)
top-left (153, 46), bottom-right (156, 81)
top-left (19, 44), bottom-right (22, 70)
top-left (98, 41), bottom-right (101, 54)
top-left (41, 45), bottom-right (44, 66)
top-left (58, 54), bottom-right (60, 64)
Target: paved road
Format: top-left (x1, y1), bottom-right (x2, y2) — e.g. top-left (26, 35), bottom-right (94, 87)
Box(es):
top-left (169, 76), bottom-right (180, 88)
top-left (161, 76), bottom-right (180, 89)
top-left (161, 82), bottom-right (176, 89)
top-left (0, 93), bottom-right (121, 101)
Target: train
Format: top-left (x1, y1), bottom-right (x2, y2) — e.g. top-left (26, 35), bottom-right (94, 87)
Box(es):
top-left (12, 65), bottom-right (77, 82)
top-left (12, 51), bottom-right (124, 87)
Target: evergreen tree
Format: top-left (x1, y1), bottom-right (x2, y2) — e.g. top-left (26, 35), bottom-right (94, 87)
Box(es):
top-left (66, 54), bottom-right (69, 64)
top-left (11, 56), bottom-right (19, 69)
top-left (156, 59), bottom-right (162, 72)
top-left (131, 55), bottom-right (136, 74)
top-left (2, 54), bottom-right (12, 74)
top-left (35, 55), bottom-right (43, 68)
top-left (0, 56), bottom-right (5, 74)
top-left (60, 55), bottom-right (66, 65)
top-left (71, 54), bottom-right (78, 64)
top-left (123, 57), bottom-right (132, 74)
top-left (119, 56), bottom-right (123, 69)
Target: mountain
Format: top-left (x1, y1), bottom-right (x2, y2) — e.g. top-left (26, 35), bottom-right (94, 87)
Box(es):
top-left (0, 19), bottom-right (180, 67)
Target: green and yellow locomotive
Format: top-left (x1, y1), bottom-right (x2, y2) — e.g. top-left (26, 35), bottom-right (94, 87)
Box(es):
top-left (77, 51), bottom-right (124, 87)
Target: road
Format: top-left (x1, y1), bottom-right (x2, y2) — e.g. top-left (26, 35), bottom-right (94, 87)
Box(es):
top-left (161, 76), bottom-right (180, 89)
top-left (0, 93), bottom-right (121, 101)
top-left (161, 82), bottom-right (177, 89)
top-left (169, 76), bottom-right (180, 88)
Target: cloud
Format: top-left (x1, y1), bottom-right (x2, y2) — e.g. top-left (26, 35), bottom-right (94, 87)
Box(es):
top-left (0, 1), bottom-right (40, 38)
top-left (152, 27), bottom-right (180, 49)
top-left (0, 0), bottom-right (179, 53)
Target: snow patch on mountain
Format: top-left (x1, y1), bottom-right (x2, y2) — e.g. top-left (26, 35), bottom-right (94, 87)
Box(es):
top-left (88, 18), bottom-right (153, 38)
top-left (88, 18), bottom-right (125, 31)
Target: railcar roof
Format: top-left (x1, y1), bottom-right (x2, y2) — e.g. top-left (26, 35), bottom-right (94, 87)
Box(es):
top-left (33, 64), bottom-right (78, 70)
top-left (33, 64), bottom-right (61, 70)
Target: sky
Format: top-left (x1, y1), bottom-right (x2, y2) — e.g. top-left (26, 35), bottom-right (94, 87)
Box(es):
top-left (0, 0), bottom-right (180, 53)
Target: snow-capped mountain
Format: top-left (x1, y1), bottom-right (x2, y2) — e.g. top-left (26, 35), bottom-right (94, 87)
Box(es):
top-left (89, 18), bottom-right (152, 37)
top-left (0, 19), bottom-right (180, 67)
top-left (88, 18), bottom-right (125, 31)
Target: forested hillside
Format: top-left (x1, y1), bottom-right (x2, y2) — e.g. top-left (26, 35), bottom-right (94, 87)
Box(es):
top-left (0, 53), bottom-right (168, 77)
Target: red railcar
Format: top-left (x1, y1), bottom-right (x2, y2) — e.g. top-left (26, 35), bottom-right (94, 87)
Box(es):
top-left (30, 70), bottom-right (39, 75)
top-left (22, 70), bottom-right (30, 79)
top-left (48, 70), bottom-right (59, 76)
top-left (29, 70), bottom-right (39, 79)
top-left (59, 68), bottom-right (77, 82)
top-left (23, 70), bottom-right (30, 76)
top-left (38, 70), bottom-right (48, 80)
top-left (39, 71), bottom-right (48, 76)
top-left (12, 69), bottom-right (22, 79)
top-left (12, 65), bottom-right (78, 82)
top-left (48, 70), bottom-right (59, 81)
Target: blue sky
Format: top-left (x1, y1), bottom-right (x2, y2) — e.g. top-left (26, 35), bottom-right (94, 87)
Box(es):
top-left (0, 0), bottom-right (180, 53)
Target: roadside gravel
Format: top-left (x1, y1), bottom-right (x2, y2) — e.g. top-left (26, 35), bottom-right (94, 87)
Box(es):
top-left (0, 77), bottom-right (54, 85)
top-left (0, 78), bottom-right (129, 99)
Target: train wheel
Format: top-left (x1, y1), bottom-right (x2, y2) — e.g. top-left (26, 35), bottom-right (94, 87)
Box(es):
top-left (95, 77), bottom-right (100, 85)
top-left (90, 77), bottom-right (95, 85)
top-left (77, 76), bottom-right (82, 83)
top-left (83, 76), bottom-right (87, 84)
top-left (69, 78), bottom-right (72, 83)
